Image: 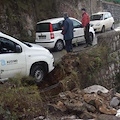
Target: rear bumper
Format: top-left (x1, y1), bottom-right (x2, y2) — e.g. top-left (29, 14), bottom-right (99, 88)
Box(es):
top-left (36, 41), bottom-right (55, 49)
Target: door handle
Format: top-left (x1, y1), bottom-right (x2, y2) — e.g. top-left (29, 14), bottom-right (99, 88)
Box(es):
top-left (1, 70), bottom-right (4, 73)
top-left (73, 30), bottom-right (76, 32)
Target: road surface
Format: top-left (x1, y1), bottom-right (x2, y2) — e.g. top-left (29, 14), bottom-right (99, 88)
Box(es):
top-left (52, 34), bottom-right (98, 62)
top-left (52, 24), bottom-right (120, 62)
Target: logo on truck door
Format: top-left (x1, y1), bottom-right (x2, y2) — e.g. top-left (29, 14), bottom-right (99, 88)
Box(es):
top-left (0, 59), bottom-right (18, 66)
top-left (0, 60), bottom-right (6, 66)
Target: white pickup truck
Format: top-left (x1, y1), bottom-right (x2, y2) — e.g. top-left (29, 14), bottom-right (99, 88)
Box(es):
top-left (0, 32), bottom-right (54, 83)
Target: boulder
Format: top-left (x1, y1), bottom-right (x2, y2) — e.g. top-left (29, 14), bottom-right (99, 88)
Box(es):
top-left (96, 114), bottom-right (120, 120)
top-left (48, 101), bottom-right (67, 112)
top-left (110, 97), bottom-right (120, 108)
top-left (84, 85), bottom-right (109, 94)
top-left (99, 105), bottom-right (117, 115)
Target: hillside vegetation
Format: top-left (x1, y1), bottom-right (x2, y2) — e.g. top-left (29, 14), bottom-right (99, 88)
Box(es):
top-left (0, 0), bottom-right (97, 42)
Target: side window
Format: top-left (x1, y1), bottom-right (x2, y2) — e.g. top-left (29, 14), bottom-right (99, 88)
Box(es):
top-left (108, 13), bottom-right (112, 18)
top-left (0, 37), bottom-right (19, 54)
top-left (72, 20), bottom-right (82, 28)
top-left (52, 23), bottom-right (62, 31)
top-left (104, 14), bottom-right (108, 19)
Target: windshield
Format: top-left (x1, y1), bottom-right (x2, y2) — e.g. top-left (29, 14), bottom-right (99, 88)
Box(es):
top-left (90, 14), bottom-right (103, 21)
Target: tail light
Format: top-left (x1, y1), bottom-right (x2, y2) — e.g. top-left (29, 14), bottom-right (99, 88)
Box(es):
top-left (50, 23), bottom-right (54, 39)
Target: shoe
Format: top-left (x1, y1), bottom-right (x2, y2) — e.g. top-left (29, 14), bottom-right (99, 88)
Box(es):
top-left (89, 43), bottom-right (92, 46)
top-left (84, 45), bottom-right (89, 48)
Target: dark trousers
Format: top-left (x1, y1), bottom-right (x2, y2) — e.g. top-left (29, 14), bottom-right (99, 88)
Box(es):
top-left (84, 23), bottom-right (91, 45)
top-left (65, 39), bottom-right (73, 53)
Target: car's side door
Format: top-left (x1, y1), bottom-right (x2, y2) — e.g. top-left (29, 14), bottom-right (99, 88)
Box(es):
top-left (0, 37), bottom-right (26, 80)
top-left (103, 13), bottom-right (109, 29)
top-left (71, 19), bottom-right (84, 44)
top-left (107, 13), bottom-right (114, 29)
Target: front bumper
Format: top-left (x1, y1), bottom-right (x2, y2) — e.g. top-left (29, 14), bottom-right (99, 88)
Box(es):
top-left (48, 56), bottom-right (55, 73)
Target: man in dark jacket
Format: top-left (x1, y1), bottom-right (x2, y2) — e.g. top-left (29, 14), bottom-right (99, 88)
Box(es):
top-left (62, 13), bottom-right (74, 53)
top-left (81, 8), bottom-right (92, 47)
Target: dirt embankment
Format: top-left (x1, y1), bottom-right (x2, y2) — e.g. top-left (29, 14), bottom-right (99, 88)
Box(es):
top-left (36, 42), bottom-right (120, 119)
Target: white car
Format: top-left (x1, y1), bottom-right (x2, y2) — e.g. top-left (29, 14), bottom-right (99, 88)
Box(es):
top-left (35, 17), bottom-right (95, 51)
top-left (0, 32), bottom-right (54, 83)
top-left (90, 12), bottom-right (114, 33)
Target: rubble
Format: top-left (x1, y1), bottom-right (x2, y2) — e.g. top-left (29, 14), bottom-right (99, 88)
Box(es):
top-left (48, 85), bottom-right (120, 119)
top-left (96, 114), bottom-right (120, 120)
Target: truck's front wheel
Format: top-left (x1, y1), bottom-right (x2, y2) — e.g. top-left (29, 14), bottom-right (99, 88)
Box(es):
top-left (31, 65), bottom-right (45, 83)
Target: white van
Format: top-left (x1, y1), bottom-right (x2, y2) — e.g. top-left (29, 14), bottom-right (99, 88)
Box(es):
top-left (0, 32), bottom-right (54, 83)
top-left (90, 12), bottom-right (114, 32)
top-left (35, 17), bottom-right (95, 51)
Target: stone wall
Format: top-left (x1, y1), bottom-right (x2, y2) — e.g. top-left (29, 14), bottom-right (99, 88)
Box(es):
top-left (97, 31), bottom-right (120, 89)
top-left (102, 1), bottom-right (120, 21)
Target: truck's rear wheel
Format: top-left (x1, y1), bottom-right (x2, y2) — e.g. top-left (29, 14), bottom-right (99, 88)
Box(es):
top-left (31, 65), bottom-right (45, 83)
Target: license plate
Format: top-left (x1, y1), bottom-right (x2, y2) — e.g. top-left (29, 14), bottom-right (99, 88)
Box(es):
top-left (39, 35), bottom-right (46, 39)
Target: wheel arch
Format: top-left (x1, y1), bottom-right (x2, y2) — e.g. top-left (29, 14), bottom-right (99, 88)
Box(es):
top-left (30, 61), bottom-right (48, 76)
top-left (55, 39), bottom-right (64, 46)
top-left (102, 25), bottom-right (105, 29)
top-left (89, 32), bottom-right (94, 41)
top-left (101, 25), bottom-right (105, 33)
top-left (54, 39), bottom-right (64, 51)
top-left (89, 32), bottom-right (93, 37)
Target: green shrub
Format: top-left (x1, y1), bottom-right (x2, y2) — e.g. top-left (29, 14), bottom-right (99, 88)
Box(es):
top-left (0, 75), bottom-right (46, 119)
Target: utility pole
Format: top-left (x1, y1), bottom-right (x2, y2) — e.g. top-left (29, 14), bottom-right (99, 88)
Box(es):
top-left (90, 0), bottom-right (92, 16)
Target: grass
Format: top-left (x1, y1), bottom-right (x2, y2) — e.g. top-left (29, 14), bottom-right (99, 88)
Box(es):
top-left (0, 75), bottom-right (46, 119)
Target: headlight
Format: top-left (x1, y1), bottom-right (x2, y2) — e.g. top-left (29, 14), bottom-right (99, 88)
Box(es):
top-left (96, 23), bottom-right (100, 26)
top-left (90, 23), bottom-right (94, 27)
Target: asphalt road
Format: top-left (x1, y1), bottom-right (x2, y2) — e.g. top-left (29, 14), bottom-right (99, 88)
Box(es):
top-left (51, 23), bottom-right (120, 62)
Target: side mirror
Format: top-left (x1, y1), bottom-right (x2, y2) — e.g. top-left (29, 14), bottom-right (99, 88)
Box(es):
top-left (104, 17), bottom-right (107, 20)
top-left (16, 45), bottom-right (22, 53)
top-left (80, 24), bottom-right (83, 28)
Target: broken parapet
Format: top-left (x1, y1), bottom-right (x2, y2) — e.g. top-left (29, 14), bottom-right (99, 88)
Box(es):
top-left (47, 85), bottom-right (120, 119)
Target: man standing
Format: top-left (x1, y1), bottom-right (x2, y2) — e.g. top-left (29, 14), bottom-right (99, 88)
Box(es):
top-left (81, 8), bottom-right (92, 47)
top-left (62, 13), bottom-right (74, 53)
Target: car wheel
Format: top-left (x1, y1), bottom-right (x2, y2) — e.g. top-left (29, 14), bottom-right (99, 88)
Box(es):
top-left (89, 32), bottom-right (93, 42)
top-left (30, 65), bottom-right (45, 83)
top-left (111, 23), bottom-right (114, 30)
top-left (101, 26), bottom-right (105, 33)
top-left (55, 40), bottom-right (64, 51)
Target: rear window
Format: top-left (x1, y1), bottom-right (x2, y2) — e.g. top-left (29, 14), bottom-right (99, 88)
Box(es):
top-left (36, 22), bottom-right (62, 32)
top-left (36, 23), bottom-right (50, 32)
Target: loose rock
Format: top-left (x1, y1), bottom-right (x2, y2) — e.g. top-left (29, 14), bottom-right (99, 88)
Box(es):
top-left (84, 85), bottom-right (109, 94)
top-left (96, 114), bottom-right (120, 120)
top-left (110, 97), bottom-right (120, 108)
